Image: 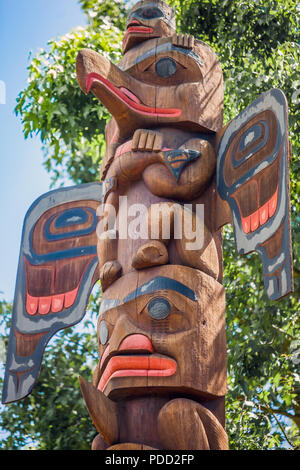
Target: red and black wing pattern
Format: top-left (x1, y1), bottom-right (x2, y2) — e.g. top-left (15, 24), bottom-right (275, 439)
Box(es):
top-left (217, 89), bottom-right (293, 300)
top-left (2, 183), bottom-right (102, 404)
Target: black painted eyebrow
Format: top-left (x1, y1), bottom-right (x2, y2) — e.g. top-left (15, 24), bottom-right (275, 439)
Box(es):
top-left (123, 276), bottom-right (197, 303)
top-left (99, 276), bottom-right (197, 315)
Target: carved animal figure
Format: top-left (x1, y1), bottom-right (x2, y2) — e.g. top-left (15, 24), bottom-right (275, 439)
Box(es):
top-left (2, 0), bottom-right (293, 451)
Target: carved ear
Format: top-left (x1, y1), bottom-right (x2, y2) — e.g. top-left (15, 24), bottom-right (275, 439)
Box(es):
top-left (2, 183), bottom-right (102, 404)
top-left (216, 89), bottom-right (293, 300)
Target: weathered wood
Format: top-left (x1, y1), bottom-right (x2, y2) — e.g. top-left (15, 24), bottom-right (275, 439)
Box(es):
top-left (122, 0), bottom-right (176, 54)
top-left (2, 0), bottom-right (293, 453)
top-left (74, 0), bottom-right (291, 449)
top-left (158, 399), bottom-right (228, 450)
top-left (79, 376), bottom-right (119, 445)
top-left (96, 265), bottom-right (227, 401)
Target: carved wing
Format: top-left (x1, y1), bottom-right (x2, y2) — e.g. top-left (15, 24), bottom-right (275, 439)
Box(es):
top-left (217, 89), bottom-right (293, 301)
top-left (2, 183), bottom-right (102, 404)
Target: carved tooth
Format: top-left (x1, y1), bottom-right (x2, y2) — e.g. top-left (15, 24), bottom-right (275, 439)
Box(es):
top-left (26, 294), bottom-right (38, 316)
top-left (250, 210), bottom-right (259, 232)
top-left (38, 296), bottom-right (52, 315)
top-left (64, 287), bottom-right (79, 309)
top-left (268, 188), bottom-right (278, 218)
top-left (242, 216), bottom-right (251, 234)
top-left (51, 294), bottom-right (65, 313)
top-left (259, 201), bottom-right (269, 226)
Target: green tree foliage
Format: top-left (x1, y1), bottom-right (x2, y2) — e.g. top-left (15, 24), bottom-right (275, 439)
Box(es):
top-left (15, 0), bottom-right (126, 185)
top-left (1, 0), bottom-right (299, 449)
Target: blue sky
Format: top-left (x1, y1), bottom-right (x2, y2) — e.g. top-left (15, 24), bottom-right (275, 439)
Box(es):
top-left (0, 0), bottom-right (87, 301)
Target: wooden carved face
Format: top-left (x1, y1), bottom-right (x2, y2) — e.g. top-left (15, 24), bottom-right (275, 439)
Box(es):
top-left (93, 265), bottom-right (227, 401)
top-left (123, 0), bottom-right (176, 54)
top-left (76, 36), bottom-right (223, 141)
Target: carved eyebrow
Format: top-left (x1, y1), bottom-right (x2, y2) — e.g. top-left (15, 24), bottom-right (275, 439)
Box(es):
top-left (123, 276), bottom-right (197, 302)
top-left (120, 43), bottom-right (204, 71)
top-left (99, 276), bottom-right (197, 315)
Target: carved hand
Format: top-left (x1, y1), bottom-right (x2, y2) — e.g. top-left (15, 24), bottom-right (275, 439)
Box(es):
top-left (131, 129), bottom-right (163, 152)
top-left (172, 33), bottom-right (195, 49)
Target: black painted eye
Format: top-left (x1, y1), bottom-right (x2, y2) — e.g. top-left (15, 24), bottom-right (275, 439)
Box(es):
top-left (99, 321), bottom-right (109, 345)
top-left (141, 7), bottom-right (163, 19)
top-left (155, 57), bottom-right (177, 78)
top-left (148, 297), bottom-right (171, 320)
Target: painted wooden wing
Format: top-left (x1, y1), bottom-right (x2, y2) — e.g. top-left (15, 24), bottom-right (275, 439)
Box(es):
top-left (217, 89), bottom-right (293, 301)
top-left (2, 183), bottom-right (102, 404)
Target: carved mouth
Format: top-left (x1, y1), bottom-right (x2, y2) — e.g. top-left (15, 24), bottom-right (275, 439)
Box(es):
top-left (238, 186), bottom-right (279, 234)
top-left (85, 72), bottom-right (181, 118)
top-left (125, 19), bottom-right (154, 35)
top-left (26, 287), bottom-right (78, 315)
top-left (98, 334), bottom-right (177, 392)
top-left (25, 255), bottom-right (95, 316)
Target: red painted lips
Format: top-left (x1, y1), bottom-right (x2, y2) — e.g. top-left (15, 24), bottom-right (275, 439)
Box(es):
top-left (98, 334), bottom-right (177, 392)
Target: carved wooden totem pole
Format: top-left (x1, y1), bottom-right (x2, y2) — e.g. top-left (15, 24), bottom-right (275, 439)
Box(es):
top-left (3, 1), bottom-right (293, 451)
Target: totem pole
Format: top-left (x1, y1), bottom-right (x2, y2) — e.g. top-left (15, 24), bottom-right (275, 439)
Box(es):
top-left (2, 1), bottom-right (293, 451)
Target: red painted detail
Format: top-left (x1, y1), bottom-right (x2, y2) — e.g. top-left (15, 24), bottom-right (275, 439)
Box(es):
top-left (64, 287), bottom-right (79, 309)
top-left (38, 297), bottom-right (52, 315)
top-left (100, 345), bottom-right (110, 370)
top-left (268, 187), bottom-right (278, 218)
top-left (250, 211), bottom-right (259, 232)
top-left (26, 288), bottom-right (78, 316)
top-left (239, 185), bottom-right (279, 234)
top-left (26, 294), bottom-right (38, 316)
top-left (127, 19), bottom-right (142, 27)
top-left (25, 256), bottom-right (96, 316)
top-left (119, 87), bottom-right (141, 104)
top-left (242, 216), bottom-right (251, 234)
top-left (259, 201), bottom-right (269, 226)
top-left (51, 294), bottom-right (65, 313)
top-left (85, 73), bottom-right (181, 118)
top-left (98, 355), bottom-right (177, 392)
top-left (115, 140), bottom-right (133, 159)
top-left (99, 335), bottom-right (154, 372)
top-left (123, 24), bottom-right (154, 46)
top-left (119, 334), bottom-right (154, 352)
top-left (126, 26), bottom-right (154, 35)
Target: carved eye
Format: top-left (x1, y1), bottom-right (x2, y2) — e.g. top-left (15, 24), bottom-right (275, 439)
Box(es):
top-left (141, 7), bottom-right (163, 19)
top-left (99, 321), bottom-right (109, 345)
top-left (147, 297), bottom-right (171, 320)
top-left (155, 57), bottom-right (177, 78)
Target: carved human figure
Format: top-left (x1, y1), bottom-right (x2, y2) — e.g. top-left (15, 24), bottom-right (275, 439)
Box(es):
top-left (76, 0), bottom-right (227, 449)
